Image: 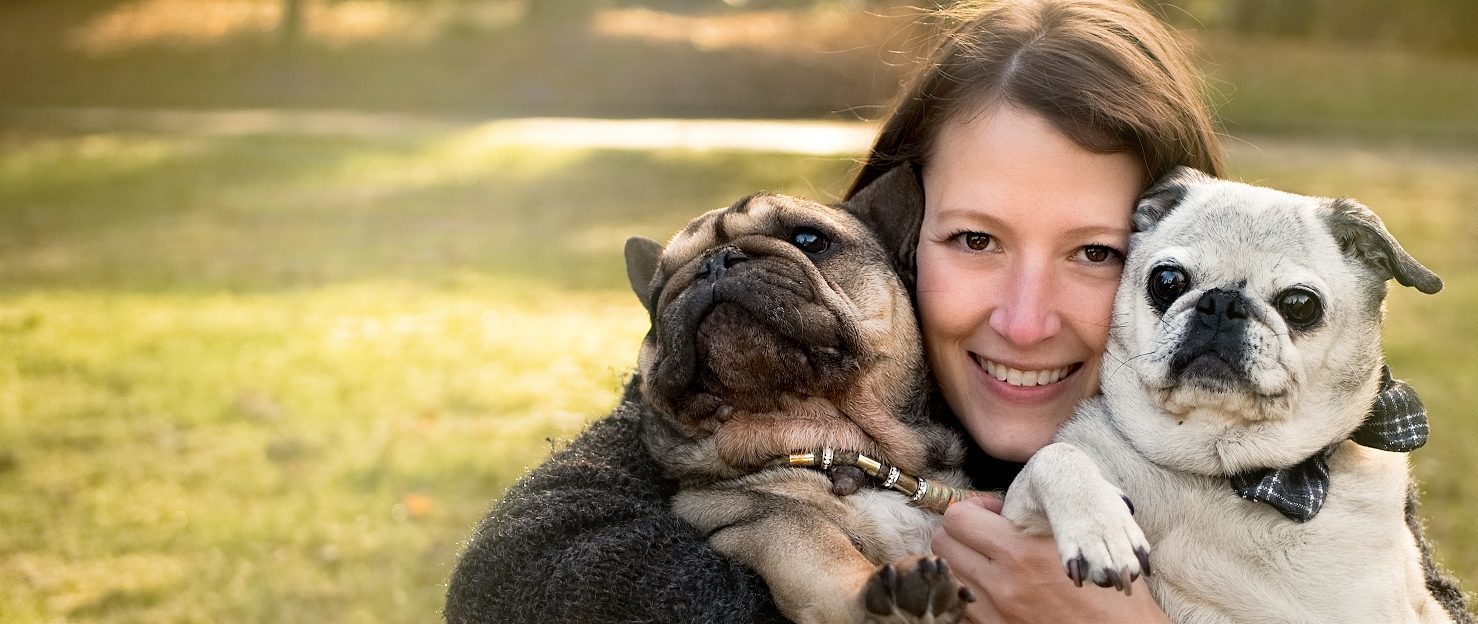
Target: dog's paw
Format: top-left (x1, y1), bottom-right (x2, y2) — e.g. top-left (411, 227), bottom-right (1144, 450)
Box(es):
top-left (1053, 493), bottom-right (1151, 595)
top-left (861, 555), bottom-right (974, 623)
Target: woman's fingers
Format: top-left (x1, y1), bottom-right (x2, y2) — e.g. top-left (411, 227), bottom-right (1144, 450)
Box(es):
top-left (933, 499), bottom-right (1169, 624)
top-left (972, 492), bottom-right (1005, 513)
top-left (931, 519), bottom-right (1005, 624)
top-left (939, 494), bottom-right (1016, 559)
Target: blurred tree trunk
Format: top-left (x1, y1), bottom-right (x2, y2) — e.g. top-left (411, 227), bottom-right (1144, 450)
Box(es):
top-left (1229, 0), bottom-right (1314, 36)
top-left (1229, 0), bottom-right (1263, 34)
top-left (280, 0), bottom-right (306, 50)
top-left (524, 0), bottom-right (609, 28)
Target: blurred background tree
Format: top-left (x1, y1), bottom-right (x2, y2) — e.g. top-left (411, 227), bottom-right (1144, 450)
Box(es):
top-left (0, 0), bottom-right (1472, 153)
top-left (525, 0), bottom-right (610, 26)
top-left (1214, 0), bottom-right (1478, 53)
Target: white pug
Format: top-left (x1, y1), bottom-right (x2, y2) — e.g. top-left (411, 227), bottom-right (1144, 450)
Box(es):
top-left (1002, 167), bottom-right (1461, 623)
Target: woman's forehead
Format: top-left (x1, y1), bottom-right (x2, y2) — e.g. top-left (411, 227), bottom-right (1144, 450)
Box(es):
top-left (922, 106), bottom-right (1143, 234)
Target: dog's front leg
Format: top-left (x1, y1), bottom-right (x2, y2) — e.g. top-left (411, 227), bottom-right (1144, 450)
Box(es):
top-left (675, 482), bottom-right (969, 624)
top-left (1001, 442), bottom-right (1151, 594)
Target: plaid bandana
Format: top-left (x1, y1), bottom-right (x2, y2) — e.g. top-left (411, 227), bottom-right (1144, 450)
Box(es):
top-left (1229, 366), bottom-right (1428, 523)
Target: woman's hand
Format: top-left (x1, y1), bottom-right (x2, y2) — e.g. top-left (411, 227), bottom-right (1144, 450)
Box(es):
top-left (932, 495), bottom-right (1169, 624)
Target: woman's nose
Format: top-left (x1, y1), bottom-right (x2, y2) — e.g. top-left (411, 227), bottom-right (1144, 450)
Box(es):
top-left (988, 258), bottom-right (1062, 347)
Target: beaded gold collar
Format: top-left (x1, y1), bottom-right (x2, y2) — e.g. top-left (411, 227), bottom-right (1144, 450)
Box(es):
top-left (777, 447), bottom-right (975, 514)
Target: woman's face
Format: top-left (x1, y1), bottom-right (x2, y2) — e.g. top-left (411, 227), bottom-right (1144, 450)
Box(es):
top-left (917, 105), bottom-right (1145, 462)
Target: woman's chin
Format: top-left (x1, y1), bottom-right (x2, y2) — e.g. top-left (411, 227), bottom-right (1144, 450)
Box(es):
top-left (975, 430), bottom-right (1056, 463)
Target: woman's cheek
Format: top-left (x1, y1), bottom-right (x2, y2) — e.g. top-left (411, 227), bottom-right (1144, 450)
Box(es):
top-left (1079, 276), bottom-right (1121, 351)
top-left (915, 249), bottom-right (968, 343)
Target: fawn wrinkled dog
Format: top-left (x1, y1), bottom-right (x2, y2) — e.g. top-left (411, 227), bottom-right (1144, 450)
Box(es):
top-left (626, 167), bottom-right (976, 623)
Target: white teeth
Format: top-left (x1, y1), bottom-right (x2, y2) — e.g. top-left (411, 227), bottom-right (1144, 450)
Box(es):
top-left (979, 357), bottom-right (1073, 388)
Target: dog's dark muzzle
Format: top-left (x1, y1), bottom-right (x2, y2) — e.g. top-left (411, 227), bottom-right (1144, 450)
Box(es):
top-left (647, 250), bottom-right (863, 411)
top-left (1170, 288), bottom-right (1253, 388)
top-left (695, 246), bottom-right (748, 282)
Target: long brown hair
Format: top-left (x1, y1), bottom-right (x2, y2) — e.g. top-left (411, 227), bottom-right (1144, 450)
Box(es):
top-left (846, 0), bottom-right (1224, 199)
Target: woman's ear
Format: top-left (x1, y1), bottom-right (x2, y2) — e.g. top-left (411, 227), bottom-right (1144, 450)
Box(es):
top-left (842, 164), bottom-right (925, 289)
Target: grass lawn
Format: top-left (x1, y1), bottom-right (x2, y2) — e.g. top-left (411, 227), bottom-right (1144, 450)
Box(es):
top-left (0, 124), bottom-right (1474, 622)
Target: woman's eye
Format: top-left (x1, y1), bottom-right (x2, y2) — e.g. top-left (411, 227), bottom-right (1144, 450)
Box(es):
top-left (954, 232), bottom-right (994, 251)
top-left (1077, 245), bottom-right (1123, 264)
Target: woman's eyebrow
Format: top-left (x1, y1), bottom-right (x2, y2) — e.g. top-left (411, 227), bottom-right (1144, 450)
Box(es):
top-left (1064, 225), bottom-right (1131, 239)
top-left (928, 208), bottom-right (1128, 238)
top-left (927, 207), bottom-right (1006, 228)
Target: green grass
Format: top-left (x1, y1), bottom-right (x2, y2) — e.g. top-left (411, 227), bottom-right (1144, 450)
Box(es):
top-left (1198, 34), bottom-right (1478, 140)
top-left (0, 126), bottom-right (863, 622)
top-left (0, 125), bottom-right (1474, 622)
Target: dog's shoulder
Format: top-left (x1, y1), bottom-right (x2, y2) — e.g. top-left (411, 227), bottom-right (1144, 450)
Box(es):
top-left (1052, 397), bottom-right (1144, 478)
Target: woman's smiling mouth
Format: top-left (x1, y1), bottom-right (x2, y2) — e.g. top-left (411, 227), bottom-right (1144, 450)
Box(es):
top-left (970, 354), bottom-right (1082, 388)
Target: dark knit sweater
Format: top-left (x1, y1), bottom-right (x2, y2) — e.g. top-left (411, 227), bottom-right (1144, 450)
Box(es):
top-left (443, 382), bottom-right (790, 624)
top-left (445, 381), bottom-right (1471, 623)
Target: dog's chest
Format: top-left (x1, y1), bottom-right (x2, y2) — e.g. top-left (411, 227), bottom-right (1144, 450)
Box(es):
top-left (844, 489), bottom-right (945, 563)
top-left (1116, 444), bottom-right (1429, 621)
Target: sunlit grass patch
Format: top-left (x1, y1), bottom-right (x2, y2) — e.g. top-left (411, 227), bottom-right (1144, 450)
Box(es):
top-left (0, 281), bottom-right (644, 623)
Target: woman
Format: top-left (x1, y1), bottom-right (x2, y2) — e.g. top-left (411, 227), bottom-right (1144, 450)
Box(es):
top-left (445, 1), bottom-right (1463, 622)
top-left (854, 1), bottom-right (1216, 620)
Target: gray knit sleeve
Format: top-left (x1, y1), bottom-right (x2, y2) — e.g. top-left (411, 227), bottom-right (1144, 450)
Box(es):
top-left (444, 392), bottom-right (790, 624)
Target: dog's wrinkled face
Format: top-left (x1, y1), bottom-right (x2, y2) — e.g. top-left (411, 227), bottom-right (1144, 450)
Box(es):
top-left (626, 191), bottom-right (921, 435)
top-left (1104, 167), bottom-right (1441, 475)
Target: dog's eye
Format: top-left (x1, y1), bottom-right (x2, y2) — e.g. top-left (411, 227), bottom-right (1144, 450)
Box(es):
top-left (790, 227), bottom-right (831, 254)
top-left (1147, 265), bottom-right (1189, 313)
top-left (1275, 288), bottom-right (1323, 329)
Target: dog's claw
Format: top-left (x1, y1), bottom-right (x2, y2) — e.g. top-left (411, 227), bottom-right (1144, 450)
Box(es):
top-left (1065, 555), bottom-right (1088, 588)
top-left (1046, 486), bottom-right (1151, 597)
top-left (715, 405), bottom-right (733, 420)
top-left (1090, 566), bottom-right (1136, 594)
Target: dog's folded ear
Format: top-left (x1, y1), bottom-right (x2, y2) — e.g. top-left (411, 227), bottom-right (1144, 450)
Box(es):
top-left (1133, 166), bottom-right (1213, 233)
top-left (1322, 199), bottom-right (1443, 294)
top-left (625, 236), bottom-right (665, 312)
top-left (842, 163), bottom-right (925, 289)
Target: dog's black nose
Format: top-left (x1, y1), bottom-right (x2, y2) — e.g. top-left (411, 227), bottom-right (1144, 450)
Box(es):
top-left (695, 247), bottom-right (748, 281)
top-left (1194, 288), bottom-right (1248, 326)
